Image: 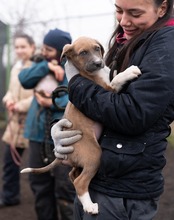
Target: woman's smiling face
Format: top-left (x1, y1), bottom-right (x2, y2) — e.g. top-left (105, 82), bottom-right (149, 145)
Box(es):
top-left (14, 37), bottom-right (35, 61)
top-left (115, 0), bottom-right (167, 40)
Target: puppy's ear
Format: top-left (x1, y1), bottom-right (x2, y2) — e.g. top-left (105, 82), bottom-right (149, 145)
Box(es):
top-left (99, 43), bottom-right (105, 57)
top-left (95, 40), bottom-right (105, 57)
top-left (61, 44), bottom-right (73, 61)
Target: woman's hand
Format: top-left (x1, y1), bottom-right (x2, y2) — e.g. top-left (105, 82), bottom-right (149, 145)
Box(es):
top-left (48, 62), bottom-right (65, 81)
top-left (5, 100), bottom-right (15, 112)
top-left (51, 118), bottom-right (82, 159)
top-left (35, 92), bottom-right (52, 107)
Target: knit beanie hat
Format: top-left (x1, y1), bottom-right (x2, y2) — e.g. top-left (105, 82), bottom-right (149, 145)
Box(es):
top-left (43, 28), bottom-right (72, 52)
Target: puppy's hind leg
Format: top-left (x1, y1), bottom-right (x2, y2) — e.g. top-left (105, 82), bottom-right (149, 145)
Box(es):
top-left (69, 167), bottom-right (82, 182)
top-left (73, 167), bottom-right (99, 215)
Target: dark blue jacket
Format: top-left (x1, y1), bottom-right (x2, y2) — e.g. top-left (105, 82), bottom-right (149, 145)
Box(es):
top-left (19, 60), bottom-right (68, 143)
top-left (68, 26), bottom-right (174, 199)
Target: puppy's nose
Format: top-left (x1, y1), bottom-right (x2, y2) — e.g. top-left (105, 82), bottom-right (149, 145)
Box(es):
top-left (94, 61), bottom-right (103, 68)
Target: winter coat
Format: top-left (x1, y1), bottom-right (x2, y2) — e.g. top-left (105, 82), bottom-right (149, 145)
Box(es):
top-left (68, 26), bottom-right (174, 199)
top-left (18, 60), bottom-right (68, 143)
top-left (2, 60), bottom-right (34, 148)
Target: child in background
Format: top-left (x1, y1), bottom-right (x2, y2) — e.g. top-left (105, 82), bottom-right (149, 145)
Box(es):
top-left (19, 28), bottom-right (75, 220)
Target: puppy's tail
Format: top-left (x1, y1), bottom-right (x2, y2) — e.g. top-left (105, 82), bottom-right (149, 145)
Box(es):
top-left (20, 158), bottom-right (61, 174)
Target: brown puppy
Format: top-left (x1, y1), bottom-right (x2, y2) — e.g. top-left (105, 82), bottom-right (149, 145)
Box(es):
top-left (21, 37), bottom-right (141, 214)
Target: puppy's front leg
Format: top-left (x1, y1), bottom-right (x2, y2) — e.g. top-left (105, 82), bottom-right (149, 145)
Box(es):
top-left (110, 65), bottom-right (141, 92)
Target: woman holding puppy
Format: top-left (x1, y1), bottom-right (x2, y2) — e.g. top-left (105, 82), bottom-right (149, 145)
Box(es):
top-left (51, 0), bottom-right (174, 219)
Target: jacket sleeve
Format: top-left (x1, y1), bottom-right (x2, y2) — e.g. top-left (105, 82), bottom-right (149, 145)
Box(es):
top-left (2, 91), bottom-right (13, 104)
top-left (18, 60), bottom-right (49, 89)
top-left (68, 27), bottom-right (174, 135)
top-left (19, 60), bottom-right (69, 112)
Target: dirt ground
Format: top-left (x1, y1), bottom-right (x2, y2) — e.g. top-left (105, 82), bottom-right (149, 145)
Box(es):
top-left (0, 126), bottom-right (37, 220)
top-left (0, 126), bottom-right (174, 220)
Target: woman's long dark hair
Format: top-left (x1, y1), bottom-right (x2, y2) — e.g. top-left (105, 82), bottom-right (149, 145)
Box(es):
top-left (105, 0), bottom-right (174, 73)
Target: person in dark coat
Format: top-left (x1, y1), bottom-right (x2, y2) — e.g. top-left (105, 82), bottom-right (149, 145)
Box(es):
top-left (51, 0), bottom-right (174, 219)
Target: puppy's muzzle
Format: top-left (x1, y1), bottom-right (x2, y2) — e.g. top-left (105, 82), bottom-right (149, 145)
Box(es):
top-left (85, 60), bottom-right (105, 73)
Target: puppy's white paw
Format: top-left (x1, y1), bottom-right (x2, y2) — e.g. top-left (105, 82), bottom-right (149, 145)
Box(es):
top-left (110, 65), bottom-right (141, 92)
top-left (78, 192), bottom-right (99, 215)
top-left (83, 202), bottom-right (99, 214)
top-left (125, 65), bottom-right (142, 78)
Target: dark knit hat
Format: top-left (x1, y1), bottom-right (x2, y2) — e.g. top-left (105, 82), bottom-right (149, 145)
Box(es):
top-left (43, 28), bottom-right (72, 51)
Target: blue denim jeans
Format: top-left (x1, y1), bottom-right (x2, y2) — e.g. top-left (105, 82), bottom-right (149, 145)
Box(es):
top-left (74, 189), bottom-right (159, 220)
top-left (2, 144), bottom-right (24, 204)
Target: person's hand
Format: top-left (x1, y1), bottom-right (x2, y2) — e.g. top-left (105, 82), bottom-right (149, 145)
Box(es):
top-left (35, 92), bottom-right (52, 107)
top-left (5, 101), bottom-right (15, 118)
top-left (13, 103), bottom-right (20, 113)
top-left (51, 118), bottom-right (82, 159)
top-left (64, 60), bottom-right (79, 82)
top-left (48, 62), bottom-right (65, 81)
top-left (5, 100), bottom-right (15, 112)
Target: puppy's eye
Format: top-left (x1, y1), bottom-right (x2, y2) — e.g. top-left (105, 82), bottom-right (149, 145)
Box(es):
top-left (79, 51), bottom-right (88, 56)
top-left (95, 46), bottom-right (101, 52)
